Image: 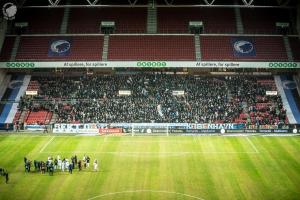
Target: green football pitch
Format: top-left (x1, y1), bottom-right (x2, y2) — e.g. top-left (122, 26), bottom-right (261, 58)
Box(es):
top-left (0, 134), bottom-right (300, 200)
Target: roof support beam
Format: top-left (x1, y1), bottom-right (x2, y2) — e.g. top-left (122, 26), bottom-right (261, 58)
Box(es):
top-left (127, 0), bottom-right (138, 6)
top-left (202, 0), bottom-right (216, 5)
top-left (86, 0), bottom-right (100, 5)
top-left (48, 0), bottom-right (61, 6)
top-left (241, 0), bottom-right (254, 6)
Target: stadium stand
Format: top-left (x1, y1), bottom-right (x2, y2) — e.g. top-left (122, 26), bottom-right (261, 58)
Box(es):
top-left (200, 36), bottom-right (288, 61)
top-left (25, 110), bottom-right (52, 125)
top-left (14, 8), bottom-right (64, 34)
top-left (0, 37), bottom-right (15, 61)
top-left (17, 75), bottom-right (286, 126)
top-left (289, 37), bottom-right (300, 61)
top-left (240, 8), bottom-right (293, 34)
top-left (108, 35), bottom-right (195, 60)
top-left (0, 35), bottom-right (289, 62)
top-left (67, 8), bottom-right (147, 33)
top-left (157, 8), bottom-right (236, 33)
top-left (16, 36), bottom-right (104, 61)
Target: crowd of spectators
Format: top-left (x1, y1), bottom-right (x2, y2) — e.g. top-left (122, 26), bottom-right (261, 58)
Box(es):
top-left (18, 74), bottom-right (287, 125)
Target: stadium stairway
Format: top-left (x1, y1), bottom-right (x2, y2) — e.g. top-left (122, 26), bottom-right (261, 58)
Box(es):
top-left (102, 35), bottom-right (109, 61)
top-left (194, 34), bottom-right (201, 61)
top-left (283, 36), bottom-right (294, 61)
top-left (234, 0), bottom-right (244, 34)
top-left (0, 75), bottom-right (11, 100)
top-left (275, 75), bottom-right (300, 124)
top-left (0, 19), bottom-right (7, 53)
top-left (0, 75), bottom-right (31, 125)
top-left (60, 5), bottom-right (71, 34)
top-left (10, 36), bottom-right (21, 61)
top-left (147, 0), bottom-right (157, 34)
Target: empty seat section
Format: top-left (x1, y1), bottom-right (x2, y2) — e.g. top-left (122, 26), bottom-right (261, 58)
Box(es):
top-left (0, 37), bottom-right (15, 61)
top-left (241, 8), bottom-right (292, 34)
top-left (16, 36), bottom-right (104, 61)
top-left (108, 35), bottom-right (195, 61)
top-left (289, 37), bottom-right (300, 61)
top-left (26, 111), bottom-right (52, 125)
top-left (200, 36), bottom-right (287, 61)
top-left (157, 7), bottom-right (236, 33)
top-left (14, 8), bottom-right (64, 33)
top-left (68, 8), bottom-right (147, 33)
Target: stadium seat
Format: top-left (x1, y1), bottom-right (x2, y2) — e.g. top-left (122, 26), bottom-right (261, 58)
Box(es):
top-left (289, 37), bottom-right (300, 61)
top-left (67, 8), bottom-right (147, 33)
top-left (0, 37), bottom-right (15, 61)
top-left (241, 8), bottom-right (293, 34)
top-left (14, 8), bottom-right (64, 34)
top-left (108, 35), bottom-right (195, 60)
top-left (200, 36), bottom-right (288, 61)
top-left (157, 7), bottom-right (236, 33)
top-left (16, 36), bottom-right (104, 61)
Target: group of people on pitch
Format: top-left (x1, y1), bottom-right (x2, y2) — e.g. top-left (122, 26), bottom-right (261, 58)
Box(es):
top-left (0, 167), bottom-right (9, 184)
top-left (24, 155), bottom-right (98, 176)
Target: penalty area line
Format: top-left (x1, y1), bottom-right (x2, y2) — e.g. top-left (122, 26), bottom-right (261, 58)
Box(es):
top-left (39, 136), bottom-right (55, 153)
top-left (87, 189), bottom-right (205, 200)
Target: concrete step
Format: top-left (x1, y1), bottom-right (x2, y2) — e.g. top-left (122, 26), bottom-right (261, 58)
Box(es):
top-left (194, 34), bottom-right (201, 61)
top-left (10, 36), bottom-right (20, 61)
top-left (234, 6), bottom-right (244, 34)
top-left (283, 36), bottom-right (294, 61)
top-left (102, 35), bottom-right (110, 61)
top-left (147, 1), bottom-right (157, 34)
top-left (60, 7), bottom-right (71, 34)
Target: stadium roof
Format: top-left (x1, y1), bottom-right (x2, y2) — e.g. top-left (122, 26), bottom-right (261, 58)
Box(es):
top-left (14, 0), bottom-right (300, 8)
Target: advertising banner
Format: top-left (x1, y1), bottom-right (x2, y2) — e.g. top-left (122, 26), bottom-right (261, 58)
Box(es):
top-left (1, 61), bottom-right (299, 69)
top-left (25, 124), bottom-right (45, 131)
top-left (170, 129), bottom-right (219, 134)
top-left (99, 128), bottom-right (123, 134)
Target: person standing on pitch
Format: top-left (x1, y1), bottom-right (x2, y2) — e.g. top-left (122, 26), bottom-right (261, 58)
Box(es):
top-left (5, 171), bottom-right (9, 184)
top-left (93, 159), bottom-right (98, 172)
top-left (86, 156), bottom-right (90, 168)
top-left (68, 163), bottom-right (73, 174)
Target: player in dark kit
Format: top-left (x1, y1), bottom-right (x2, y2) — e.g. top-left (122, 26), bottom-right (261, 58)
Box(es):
top-left (78, 160), bottom-right (82, 171)
top-left (5, 172), bottom-right (9, 184)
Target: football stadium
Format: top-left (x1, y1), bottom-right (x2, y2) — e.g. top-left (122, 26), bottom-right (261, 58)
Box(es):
top-left (0, 0), bottom-right (300, 199)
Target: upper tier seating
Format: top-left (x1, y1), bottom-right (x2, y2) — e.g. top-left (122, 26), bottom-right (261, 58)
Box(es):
top-left (157, 7), bottom-right (236, 33)
top-left (0, 37), bottom-right (15, 61)
top-left (108, 35), bottom-right (195, 60)
top-left (289, 37), bottom-right (300, 61)
top-left (16, 36), bottom-right (104, 61)
top-left (14, 8), bottom-right (64, 34)
top-left (67, 8), bottom-right (147, 33)
top-left (200, 36), bottom-right (288, 61)
top-left (241, 8), bottom-right (293, 34)
top-left (1, 35), bottom-right (291, 62)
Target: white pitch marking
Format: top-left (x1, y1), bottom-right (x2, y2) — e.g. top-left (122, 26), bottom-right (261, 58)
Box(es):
top-left (246, 137), bottom-right (259, 153)
top-left (87, 189), bottom-right (205, 200)
top-left (39, 136), bottom-right (55, 153)
top-left (40, 151), bottom-right (259, 155)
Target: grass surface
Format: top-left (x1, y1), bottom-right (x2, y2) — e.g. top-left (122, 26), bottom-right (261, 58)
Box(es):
top-left (0, 134), bottom-right (300, 200)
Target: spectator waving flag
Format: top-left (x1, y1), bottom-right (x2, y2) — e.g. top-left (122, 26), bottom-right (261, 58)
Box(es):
top-left (48, 38), bottom-right (72, 57)
top-left (231, 37), bottom-right (256, 57)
